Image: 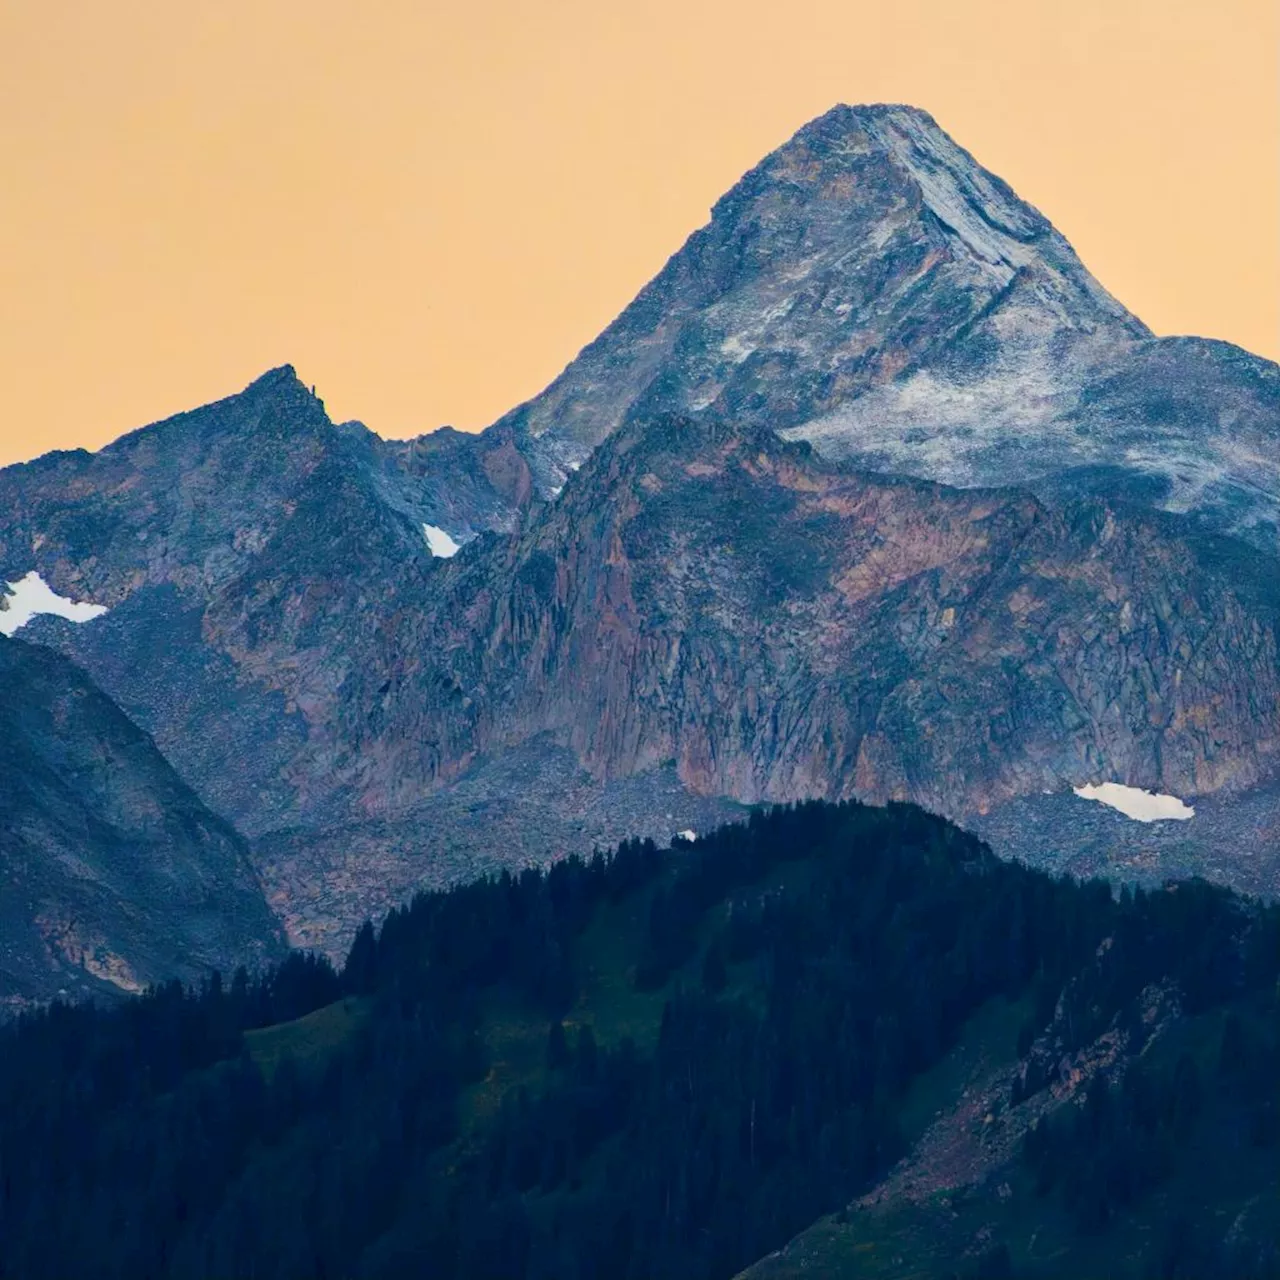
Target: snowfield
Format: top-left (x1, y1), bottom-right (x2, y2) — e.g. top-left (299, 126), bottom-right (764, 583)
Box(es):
top-left (1073, 782), bottom-right (1195, 823)
top-left (423, 524), bottom-right (461, 558)
top-left (0, 571), bottom-right (109, 637)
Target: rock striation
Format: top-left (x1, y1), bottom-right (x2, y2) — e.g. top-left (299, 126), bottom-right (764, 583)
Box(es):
top-left (369, 413), bottom-right (1280, 821)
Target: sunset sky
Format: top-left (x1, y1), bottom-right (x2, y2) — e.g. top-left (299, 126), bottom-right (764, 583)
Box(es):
top-left (1, 0), bottom-right (1276, 466)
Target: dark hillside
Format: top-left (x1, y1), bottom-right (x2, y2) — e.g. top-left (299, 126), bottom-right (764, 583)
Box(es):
top-left (0, 801), bottom-right (1276, 1279)
top-left (0, 635), bottom-right (284, 1009)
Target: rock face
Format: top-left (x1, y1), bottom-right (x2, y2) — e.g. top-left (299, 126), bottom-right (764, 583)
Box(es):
top-left (0, 637), bottom-right (284, 1010)
top-left (0, 370), bottom-right (447, 837)
top-left (1, 102), bottom-right (1278, 956)
top-left (369, 415), bottom-right (1280, 818)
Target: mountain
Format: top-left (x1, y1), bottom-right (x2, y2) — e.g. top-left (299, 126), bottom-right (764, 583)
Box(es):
top-left (495, 104), bottom-right (1146, 461)
top-left (0, 635), bottom-right (284, 1010)
top-left (2, 103), bottom-right (1278, 957)
top-left (0, 372), bottom-right (738, 950)
top-left (375, 411), bottom-right (1280, 813)
top-left (336, 408), bottom-right (1280, 946)
top-left (0, 369), bottom-right (439, 835)
top-left (2, 801), bottom-right (1277, 1278)
top-left (493, 104), bottom-right (1280, 554)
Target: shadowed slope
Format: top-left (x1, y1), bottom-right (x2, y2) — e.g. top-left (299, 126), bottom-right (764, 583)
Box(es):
top-left (0, 636), bottom-right (284, 1009)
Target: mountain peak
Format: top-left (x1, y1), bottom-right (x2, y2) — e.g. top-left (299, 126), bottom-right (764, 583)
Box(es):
top-left (721, 103), bottom-right (1086, 274)
top-left (89, 363), bottom-right (329, 464)
top-left (236, 363), bottom-right (326, 413)
top-left (243, 363), bottom-right (304, 393)
top-left (796, 100), bottom-right (945, 137)
top-left (497, 102), bottom-right (1146, 481)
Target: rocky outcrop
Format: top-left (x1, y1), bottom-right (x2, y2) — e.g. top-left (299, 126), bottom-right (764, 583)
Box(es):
top-left (0, 637), bottom-right (284, 1009)
top-left (362, 415), bottom-right (1280, 826)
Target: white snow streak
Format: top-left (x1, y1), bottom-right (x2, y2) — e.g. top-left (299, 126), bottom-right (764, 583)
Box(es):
top-left (423, 524), bottom-right (461, 558)
top-left (1073, 783), bottom-right (1194, 823)
top-left (676, 829), bottom-right (698, 842)
top-left (0, 571), bottom-right (109, 637)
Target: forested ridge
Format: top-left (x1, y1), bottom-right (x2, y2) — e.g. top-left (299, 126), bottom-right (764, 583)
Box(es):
top-left (1, 800), bottom-right (1277, 1278)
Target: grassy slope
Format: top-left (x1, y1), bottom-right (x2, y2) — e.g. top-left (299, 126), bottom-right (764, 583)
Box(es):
top-left (244, 995), bottom-right (372, 1077)
top-left (739, 995), bottom-right (1029, 1280)
top-left (738, 1000), bottom-right (1279, 1279)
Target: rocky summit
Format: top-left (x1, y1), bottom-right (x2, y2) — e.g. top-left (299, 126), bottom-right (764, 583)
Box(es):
top-left (493, 105), bottom-right (1280, 553)
top-left (1, 103), bottom-right (1278, 963)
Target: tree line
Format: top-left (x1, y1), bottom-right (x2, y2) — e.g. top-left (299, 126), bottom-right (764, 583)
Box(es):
top-left (0, 799), bottom-right (1276, 1278)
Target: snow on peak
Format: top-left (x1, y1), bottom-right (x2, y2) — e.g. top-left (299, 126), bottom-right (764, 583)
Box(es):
top-left (423, 524), bottom-right (461, 558)
top-left (0, 571), bottom-right (109, 637)
top-left (1073, 783), bottom-right (1194, 823)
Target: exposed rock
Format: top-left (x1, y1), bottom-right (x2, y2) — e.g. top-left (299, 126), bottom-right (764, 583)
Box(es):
top-left (471, 106), bottom-right (1278, 554)
top-left (366, 414), bottom-right (1280, 825)
top-left (0, 637), bottom-right (284, 1009)
top-left (1, 104), bottom-right (1277, 958)
top-left (254, 741), bottom-right (744, 957)
top-left (0, 369), bottom-right (441, 836)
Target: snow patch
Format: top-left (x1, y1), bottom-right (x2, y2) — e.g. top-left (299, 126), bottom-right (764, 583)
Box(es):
top-left (1073, 783), bottom-right (1194, 823)
top-left (423, 524), bottom-right (461, 558)
top-left (675, 829), bottom-right (697, 842)
top-left (0, 571), bottom-right (109, 637)
top-left (786, 342), bottom-right (1074, 486)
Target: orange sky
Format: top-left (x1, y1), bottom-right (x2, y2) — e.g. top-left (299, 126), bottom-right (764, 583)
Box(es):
top-left (1, 0), bottom-right (1276, 466)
